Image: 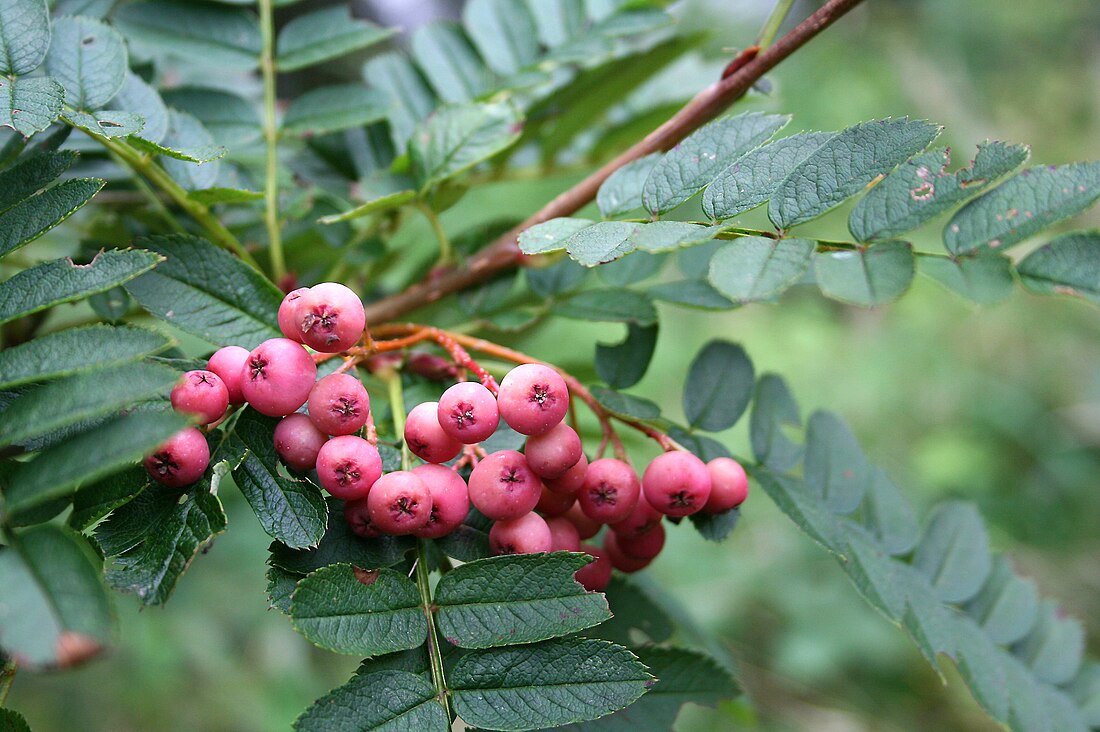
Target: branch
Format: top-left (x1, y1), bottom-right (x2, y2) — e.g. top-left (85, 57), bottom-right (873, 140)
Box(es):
top-left (361, 0), bottom-right (866, 325)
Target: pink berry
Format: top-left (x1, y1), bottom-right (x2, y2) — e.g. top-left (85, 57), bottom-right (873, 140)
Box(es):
top-left (544, 453), bottom-right (588, 495)
top-left (497, 363), bottom-right (569, 436)
top-left (467, 450), bottom-right (542, 521)
top-left (307, 373), bottom-right (370, 436)
top-left (578, 458), bottom-right (640, 524)
top-left (144, 427), bottom-right (210, 487)
top-left (241, 338), bottom-right (317, 417)
top-left (616, 521), bottom-right (665, 560)
top-left (563, 502), bottom-right (601, 540)
top-left (367, 471), bottom-right (431, 535)
top-left (604, 531), bottom-right (651, 573)
top-left (170, 370), bottom-right (229, 425)
top-left (574, 545), bottom-right (612, 591)
top-left (437, 382), bottom-right (499, 444)
top-left (546, 516), bottom-right (581, 552)
top-left (610, 498), bottom-right (662, 539)
top-left (642, 451), bottom-right (712, 518)
top-left (273, 413), bottom-right (327, 471)
top-left (536, 485), bottom-right (575, 517)
top-left (344, 497), bottom-right (380, 538)
top-left (297, 282), bottom-right (366, 353)
top-left (411, 464), bottom-right (470, 539)
top-left (278, 287), bottom-right (310, 342)
top-left (490, 512), bottom-right (552, 555)
top-left (404, 402), bottom-right (462, 464)
top-left (316, 435), bottom-right (382, 500)
top-left (207, 346), bottom-right (249, 404)
top-left (524, 422), bottom-right (582, 479)
top-left (705, 457), bottom-right (749, 512)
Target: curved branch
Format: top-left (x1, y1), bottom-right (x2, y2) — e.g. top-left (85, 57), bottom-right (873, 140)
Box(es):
top-left (361, 0), bottom-right (866, 325)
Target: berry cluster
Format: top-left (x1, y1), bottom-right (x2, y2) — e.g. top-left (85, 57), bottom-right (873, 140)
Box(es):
top-left (143, 281), bottom-right (749, 592)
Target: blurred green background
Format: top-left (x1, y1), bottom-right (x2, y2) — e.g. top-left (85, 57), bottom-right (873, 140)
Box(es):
top-left (13, 0), bottom-right (1100, 729)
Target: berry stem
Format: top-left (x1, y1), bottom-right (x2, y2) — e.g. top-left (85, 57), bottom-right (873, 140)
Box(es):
top-left (414, 539), bottom-right (452, 718)
top-left (259, 0), bottom-right (286, 282)
top-left (384, 371), bottom-right (410, 472)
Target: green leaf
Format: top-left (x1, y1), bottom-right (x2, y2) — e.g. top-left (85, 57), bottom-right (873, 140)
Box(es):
top-left (159, 86), bottom-right (260, 147)
top-left (770, 118), bottom-right (942, 229)
top-left (130, 135), bottom-right (228, 164)
top-left (112, 71), bottom-right (168, 143)
top-left (294, 670), bottom-right (449, 732)
top-left (813, 241), bottom-right (915, 307)
top-left (965, 555), bottom-right (1039, 646)
top-left (688, 507), bottom-right (741, 543)
top-left (410, 21), bottom-right (491, 104)
top-left (62, 109), bottom-right (144, 138)
top-left (361, 54), bottom-right (435, 153)
top-left (434, 506), bottom-right (493, 562)
top-left (450, 638), bottom-right (652, 730)
top-left (1070, 663), bottom-right (1100, 727)
top-left (1017, 230), bottom-right (1100, 304)
top-left (276, 5), bottom-right (394, 71)
top-left (596, 323), bottom-right (657, 389)
top-left (593, 574), bottom-right (674, 646)
top-left (113, 0), bottom-right (261, 70)
top-left (645, 279), bottom-right (736, 310)
top-left (0, 526), bottom-right (112, 669)
top-left (702, 131), bottom-right (833, 221)
top-left (526, 0), bottom-right (585, 47)
top-left (911, 501), bottom-right (992, 604)
top-left (555, 288), bottom-right (657, 325)
top-left (803, 410), bottom-right (869, 515)
top-left (226, 410), bottom-right (328, 549)
top-left (590, 385), bottom-right (663, 424)
top-left (0, 76), bottom-right (64, 136)
top-left (629, 221), bottom-right (725, 254)
top-left (463, 0), bottom-right (539, 75)
top-left (945, 162), bottom-right (1100, 254)
top-left (643, 112), bottom-right (790, 215)
top-left (0, 177), bottom-right (105, 260)
top-left (290, 565), bottom-right (427, 656)
top-left (562, 221), bottom-right (638, 266)
top-left (597, 153), bottom-right (659, 218)
top-left (105, 478), bottom-right (229, 606)
top-left (0, 708), bottom-right (31, 732)
top-left (707, 236), bottom-right (814, 303)
top-left (270, 497), bottom-right (414, 575)
top-left (318, 190), bottom-right (416, 224)
top-left (518, 217), bottom-right (594, 255)
top-left (0, 362), bottom-right (176, 447)
top-left (0, 324), bottom-right (172, 390)
top-left (1014, 600), bottom-right (1085, 686)
top-left (160, 110), bottom-right (221, 190)
top-left (434, 552), bottom-right (611, 648)
top-left (3, 410), bottom-right (189, 514)
top-left (527, 258), bottom-right (588, 298)
top-left (410, 101), bottom-right (523, 190)
top-left (859, 467), bottom-right (919, 556)
top-left (919, 251), bottom-right (1016, 305)
top-left (0, 0), bottom-right (49, 76)
top-left (266, 562), bottom-right (299, 614)
top-left (0, 149), bottom-right (76, 213)
top-left (68, 466), bottom-right (149, 531)
top-left (124, 234), bottom-right (283, 349)
top-left (282, 85), bottom-right (389, 136)
top-left (749, 373), bottom-right (803, 472)
top-left (668, 425), bottom-right (731, 463)
top-left (44, 16), bottom-right (126, 111)
top-left (555, 647), bottom-right (740, 731)
top-left (849, 142), bottom-right (1029, 242)
top-left (683, 340), bottom-right (754, 432)
top-left (0, 248), bottom-right (157, 324)
top-left (187, 187), bottom-right (263, 206)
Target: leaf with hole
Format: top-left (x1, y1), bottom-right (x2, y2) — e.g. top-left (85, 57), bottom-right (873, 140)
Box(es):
top-left (0, 76), bottom-right (64, 136)
top-left (63, 110), bottom-right (144, 139)
top-left (45, 16), bottom-right (127, 111)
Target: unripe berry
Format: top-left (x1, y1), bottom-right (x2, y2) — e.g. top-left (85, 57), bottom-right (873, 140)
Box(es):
top-left (411, 464), bottom-right (470, 539)
top-left (489, 512), bottom-right (552, 555)
top-left (437, 382), bottom-right (499, 444)
top-left (344, 497), bottom-right (380, 538)
top-left (574, 545), bottom-right (612, 592)
top-left (705, 457), bottom-right (749, 512)
top-left (603, 531), bottom-right (651, 573)
top-left (546, 516), bottom-right (581, 552)
top-left (206, 346), bottom-right (249, 404)
top-left (467, 450), bottom-right (542, 521)
top-left (273, 413), bottom-right (327, 471)
top-left (536, 484), bottom-right (575, 517)
top-left (563, 502), bottom-right (601, 540)
top-left (578, 458), bottom-right (640, 524)
top-left (642, 451), bottom-right (712, 517)
top-left (404, 402), bottom-right (462, 464)
top-left (241, 338), bottom-right (317, 417)
top-left (544, 453), bottom-right (588, 495)
top-left (278, 287), bottom-right (310, 342)
top-left (496, 363), bottom-right (569, 436)
top-left (316, 435), bottom-right (382, 500)
top-left (524, 422), bottom-right (582, 479)
top-left (144, 427), bottom-right (209, 487)
top-left (616, 521), bottom-right (665, 561)
top-left (297, 282), bottom-right (366, 353)
top-left (610, 498), bottom-right (662, 539)
top-left (367, 471), bottom-right (431, 535)
top-left (307, 373), bottom-right (370, 436)
top-left (170, 370), bottom-right (229, 425)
